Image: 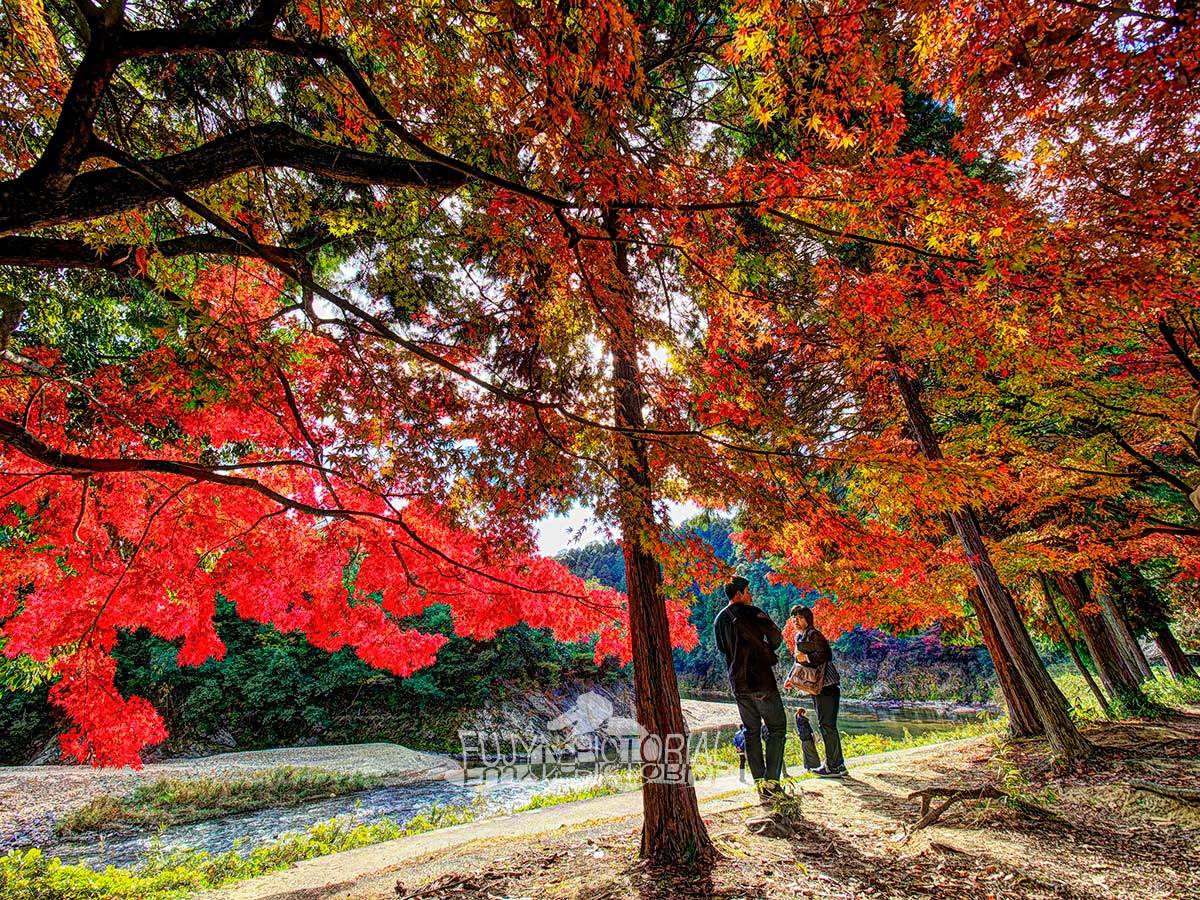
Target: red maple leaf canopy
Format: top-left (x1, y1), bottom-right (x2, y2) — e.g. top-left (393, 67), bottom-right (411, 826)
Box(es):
top-left (1, 0), bottom-right (1198, 779)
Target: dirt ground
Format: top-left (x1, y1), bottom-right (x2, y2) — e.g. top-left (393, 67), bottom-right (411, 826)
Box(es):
top-left (373, 713), bottom-right (1200, 900)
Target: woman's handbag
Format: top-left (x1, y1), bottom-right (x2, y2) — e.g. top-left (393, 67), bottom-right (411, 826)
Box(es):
top-left (786, 661), bottom-right (826, 696)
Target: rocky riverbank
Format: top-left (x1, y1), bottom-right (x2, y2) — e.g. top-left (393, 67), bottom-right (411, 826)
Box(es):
top-left (0, 743), bottom-right (454, 853)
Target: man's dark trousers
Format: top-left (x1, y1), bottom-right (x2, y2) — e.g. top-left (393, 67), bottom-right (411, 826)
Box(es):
top-left (734, 690), bottom-right (787, 782)
top-left (812, 684), bottom-right (845, 771)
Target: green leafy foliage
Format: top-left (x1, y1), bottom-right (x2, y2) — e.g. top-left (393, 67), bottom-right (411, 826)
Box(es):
top-left (0, 597), bottom-right (616, 764)
top-left (0, 800), bottom-right (484, 900)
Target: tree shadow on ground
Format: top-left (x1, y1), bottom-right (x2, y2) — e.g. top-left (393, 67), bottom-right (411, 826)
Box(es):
top-left (777, 814), bottom-right (1080, 899)
top-left (830, 734), bottom-right (1200, 896)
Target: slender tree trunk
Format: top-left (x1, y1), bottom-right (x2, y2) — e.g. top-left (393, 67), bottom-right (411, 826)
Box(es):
top-left (885, 346), bottom-right (1090, 760)
top-left (1113, 564), bottom-right (1190, 681)
top-left (1050, 574), bottom-right (1146, 707)
top-left (1037, 574), bottom-right (1109, 712)
top-left (1098, 588), bottom-right (1153, 680)
top-left (606, 211), bottom-right (713, 863)
top-left (1154, 625), bottom-right (1197, 680)
top-left (967, 587), bottom-right (1043, 737)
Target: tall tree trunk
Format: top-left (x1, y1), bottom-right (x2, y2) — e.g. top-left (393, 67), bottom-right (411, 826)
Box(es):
top-left (886, 347), bottom-right (1090, 760)
top-left (967, 587), bottom-right (1043, 737)
top-left (1154, 625), bottom-right (1197, 680)
top-left (1088, 572), bottom-right (1153, 681)
top-left (606, 211), bottom-right (713, 863)
top-left (1115, 564), bottom-right (1186, 680)
top-left (1037, 574), bottom-right (1109, 712)
top-left (1050, 574), bottom-right (1146, 707)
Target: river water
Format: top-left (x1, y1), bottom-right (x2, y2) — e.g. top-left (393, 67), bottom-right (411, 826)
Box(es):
top-left (53, 701), bottom-right (986, 871)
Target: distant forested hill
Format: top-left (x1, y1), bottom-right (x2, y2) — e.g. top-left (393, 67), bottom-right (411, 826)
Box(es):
top-left (557, 514), bottom-right (995, 699)
top-left (557, 514), bottom-right (816, 690)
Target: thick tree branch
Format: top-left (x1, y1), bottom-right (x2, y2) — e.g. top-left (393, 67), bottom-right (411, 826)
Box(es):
top-left (1105, 426), bottom-right (1195, 496)
top-left (0, 418), bottom-right (605, 604)
top-left (0, 123), bottom-right (464, 233)
top-left (0, 417), bottom-right (343, 519)
top-left (1052, 0), bottom-right (1184, 25)
top-left (0, 234), bottom-right (306, 271)
top-left (19, 0), bottom-right (287, 195)
top-left (767, 208), bottom-right (976, 264)
top-left (20, 28), bottom-right (121, 194)
top-left (1159, 317), bottom-right (1200, 387)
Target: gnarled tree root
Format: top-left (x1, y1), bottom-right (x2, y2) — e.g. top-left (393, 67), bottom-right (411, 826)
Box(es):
top-left (1130, 779), bottom-right (1200, 805)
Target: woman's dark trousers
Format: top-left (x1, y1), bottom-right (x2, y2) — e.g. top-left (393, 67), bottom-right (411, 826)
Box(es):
top-left (812, 684), bottom-right (845, 770)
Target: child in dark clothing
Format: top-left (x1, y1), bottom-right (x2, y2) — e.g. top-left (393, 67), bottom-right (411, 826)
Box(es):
top-left (734, 726), bottom-right (748, 781)
top-left (794, 707), bottom-right (821, 772)
top-left (762, 722), bottom-right (789, 779)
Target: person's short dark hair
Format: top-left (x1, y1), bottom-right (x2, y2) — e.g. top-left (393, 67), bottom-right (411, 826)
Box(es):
top-left (792, 605), bottom-right (814, 626)
top-left (725, 575), bottom-right (750, 599)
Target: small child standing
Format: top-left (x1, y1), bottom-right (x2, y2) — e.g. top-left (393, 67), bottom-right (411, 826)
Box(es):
top-left (794, 707), bottom-right (821, 772)
top-left (733, 726), bottom-right (748, 781)
top-left (763, 722), bottom-right (789, 779)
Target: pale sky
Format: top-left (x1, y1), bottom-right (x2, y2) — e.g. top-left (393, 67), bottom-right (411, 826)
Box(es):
top-left (535, 500), bottom-right (706, 557)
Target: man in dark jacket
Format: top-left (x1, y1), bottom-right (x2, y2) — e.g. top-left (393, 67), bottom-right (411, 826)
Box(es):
top-left (790, 605), bottom-right (848, 777)
top-left (714, 576), bottom-right (787, 796)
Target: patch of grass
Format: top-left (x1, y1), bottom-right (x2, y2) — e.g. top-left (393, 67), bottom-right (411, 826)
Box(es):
top-left (6, 799), bottom-right (485, 900)
top-left (765, 782), bottom-right (805, 824)
top-left (991, 745), bottom-right (1059, 807)
top-left (1142, 673), bottom-right (1200, 708)
top-left (56, 767), bottom-right (381, 836)
top-left (511, 773), bottom-right (637, 812)
top-left (1051, 670), bottom-right (1108, 721)
top-left (1053, 669), bottom-right (1199, 722)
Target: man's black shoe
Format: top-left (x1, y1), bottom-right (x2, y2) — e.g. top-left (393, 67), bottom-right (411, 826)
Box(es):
top-left (817, 766), bottom-right (848, 778)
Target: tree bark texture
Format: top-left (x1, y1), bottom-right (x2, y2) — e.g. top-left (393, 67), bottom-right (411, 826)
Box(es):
top-left (1154, 626), bottom-right (1198, 680)
top-left (607, 213), bottom-right (714, 863)
top-left (1052, 574), bottom-right (1146, 705)
top-left (1038, 574), bottom-right (1109, 712)
top-left (1096, 586), bottom-right (1154, 680)
top-left (967, 587), bottom-right (1043, 738)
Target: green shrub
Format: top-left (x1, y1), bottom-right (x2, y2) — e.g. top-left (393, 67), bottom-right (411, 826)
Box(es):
top-left (1050, 670), bottom-right (1108, 721)
top-left (1143, 674), bottom-right (1200, 707)
top-left (1052, 668), bottom-right (1198, 722)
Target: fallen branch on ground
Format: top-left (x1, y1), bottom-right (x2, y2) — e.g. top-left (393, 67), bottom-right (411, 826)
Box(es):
top-left (908, 785), bottom-right (1005, 832)
top-left (1130, 779), bottom-right (1200, 805)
